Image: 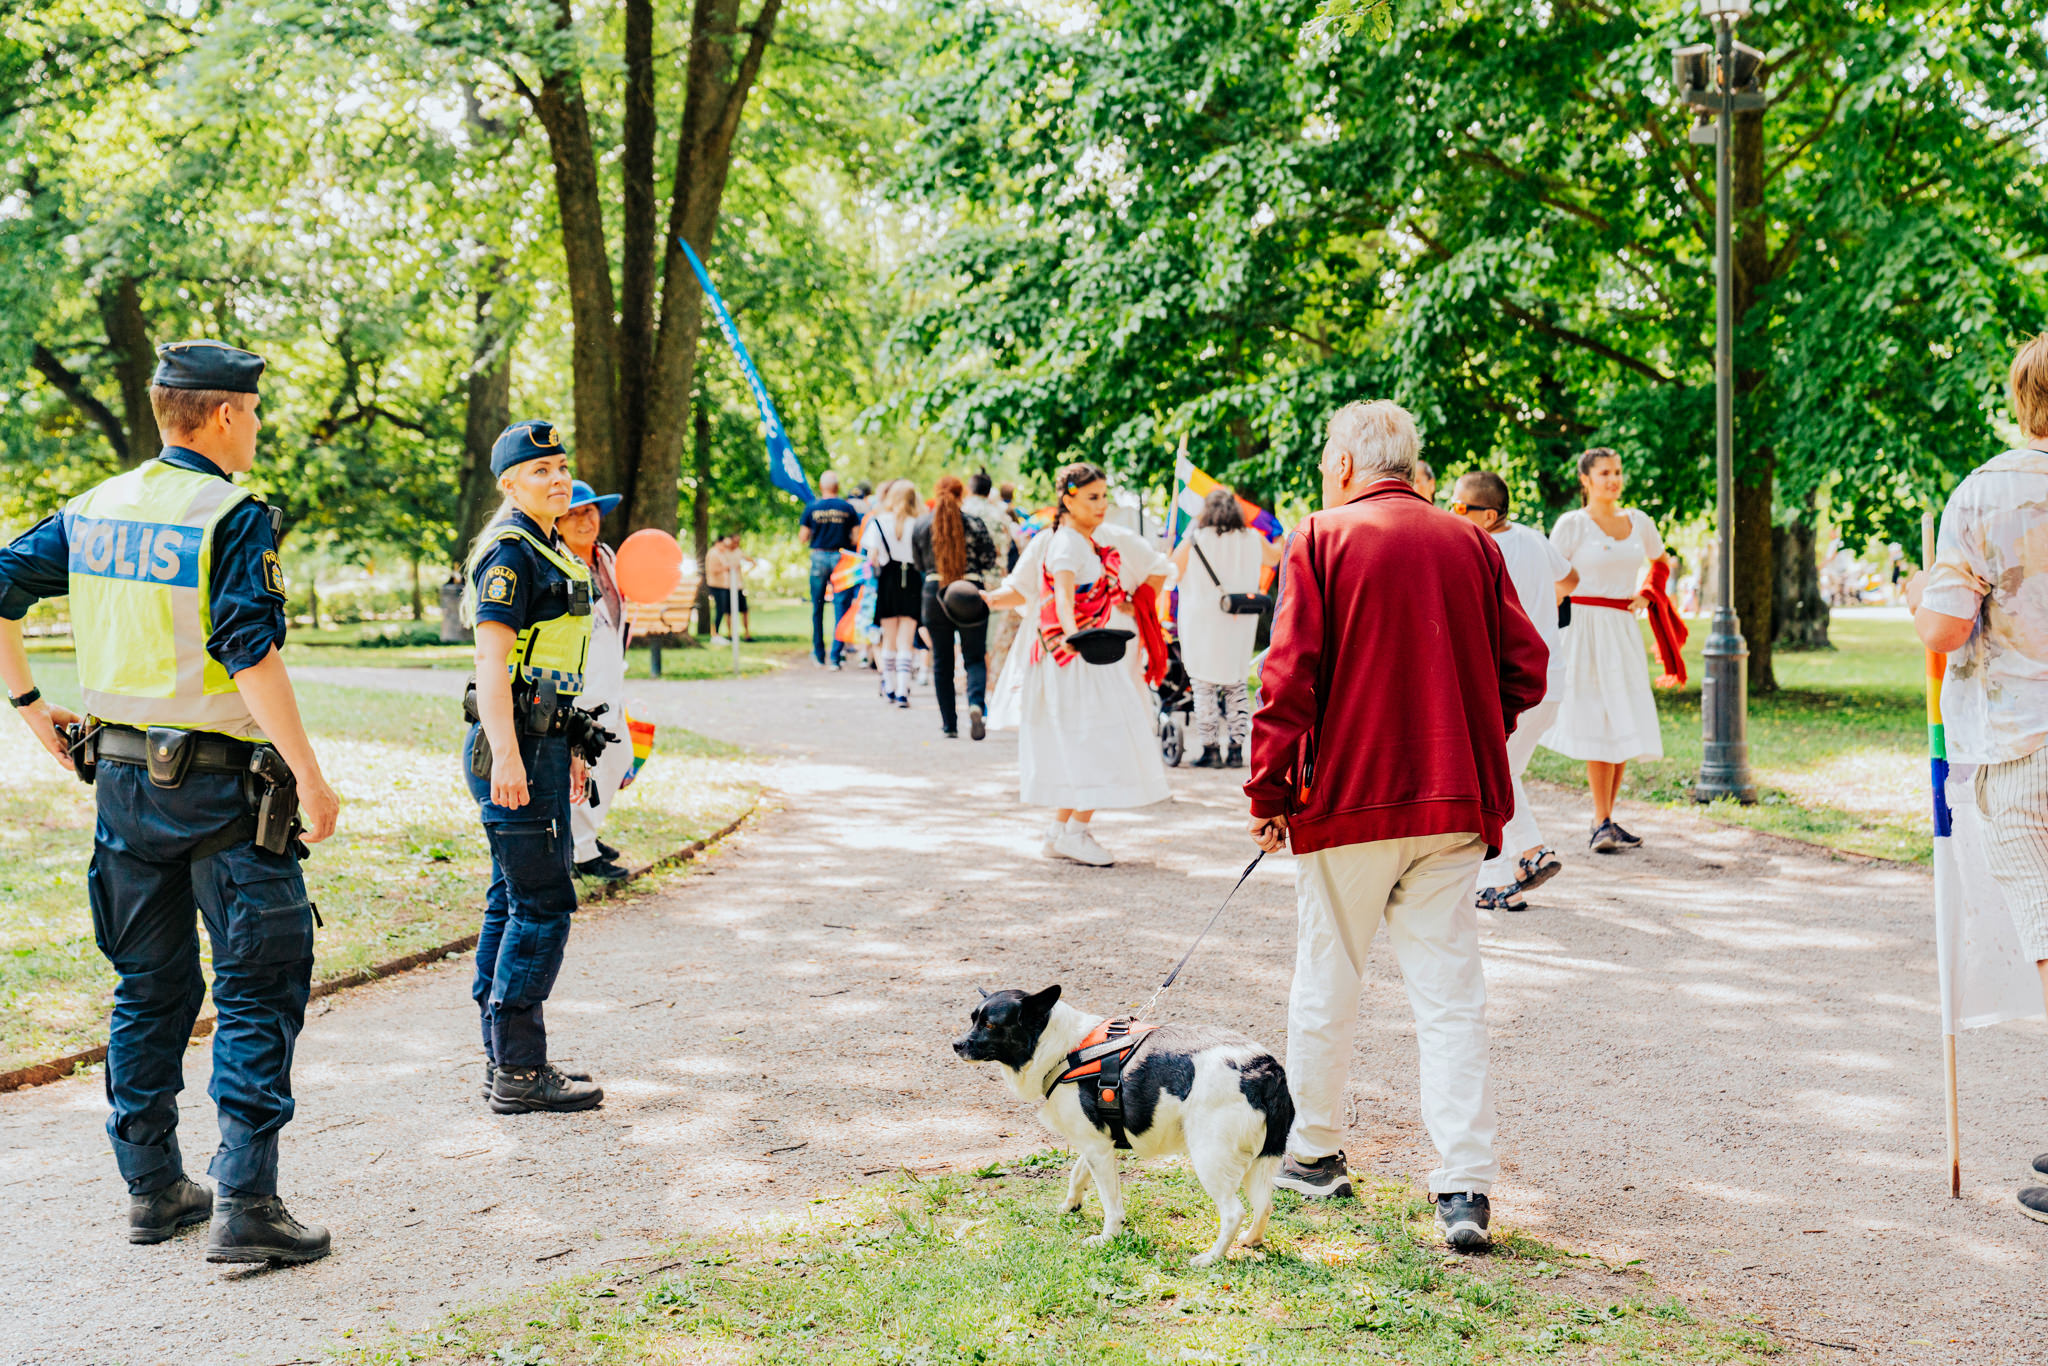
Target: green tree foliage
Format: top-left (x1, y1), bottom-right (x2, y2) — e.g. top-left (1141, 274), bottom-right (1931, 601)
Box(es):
top-left (888, 0), bottom-right (2048, 682)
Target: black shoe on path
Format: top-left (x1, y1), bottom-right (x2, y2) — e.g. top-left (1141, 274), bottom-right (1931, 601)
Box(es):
top-left (596, 840), bottom-right (621, 861)
top-left (1609, 822), bottom-right (1643, 848)
top-left (1434, 1191), bottom-right (1492, 1252)
top-left (482, 1060), bottom-right (594, 1101)
top-left (1192, 745), bottom-right (1224, 769)
top-left (2020, 1187), bottom-right (2048, 1224)
top-left (1590, 820), bottom-right (1621, 854)
top-left (491, 1063), bottom-right (604, 1114)
top-left (1274, 1151), bottom-right (1353, 1199)
top-left (969, 704), bottom-right (986, 741)
top-left (1225, 742), bottom-right (1244, 768)
top-left (575, 855), bottom-right (632, 882)
top-left (129, 1175), bottom-right (213, 1245)
top-left (205, 1194), bottom-right (331, 1266)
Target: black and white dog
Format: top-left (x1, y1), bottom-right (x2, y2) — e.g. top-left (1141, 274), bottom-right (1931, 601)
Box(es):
top-left (953, 985), bottom-right (1293, 1266)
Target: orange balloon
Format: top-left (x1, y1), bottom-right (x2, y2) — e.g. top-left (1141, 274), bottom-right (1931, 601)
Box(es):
top-left (615, 528), bottom-right (684, 603)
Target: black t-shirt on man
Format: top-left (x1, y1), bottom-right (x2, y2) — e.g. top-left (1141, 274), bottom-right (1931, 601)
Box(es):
top-left (801, 497), bottom-right (858, 552)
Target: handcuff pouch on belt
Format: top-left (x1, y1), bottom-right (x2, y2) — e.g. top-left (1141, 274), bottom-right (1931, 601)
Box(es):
top-left (463, 676), bottom-right (572, 783)
top-left (81, 723), bottom-right (305, 857)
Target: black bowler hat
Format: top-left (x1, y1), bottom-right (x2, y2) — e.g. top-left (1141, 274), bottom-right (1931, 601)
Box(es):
top-left (940, 579), bottom-right (990, 628)
top-left (491, 419), bottom-right (567, 476)
top-left (152, 341), bottom-right (265, 394)
top-left (1065, 627), bottom-right (1134, 666)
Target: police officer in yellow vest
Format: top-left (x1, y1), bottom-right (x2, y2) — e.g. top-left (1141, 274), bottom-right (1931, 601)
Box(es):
top-left (463, 419), bottom-right (605, 1114)
top-left (0, 342), bottom-right (340, 1264)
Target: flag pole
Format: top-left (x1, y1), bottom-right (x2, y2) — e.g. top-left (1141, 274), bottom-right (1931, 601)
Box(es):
top-left (731, 559), bottom-right (743, 679)
top-left (1925, 508), bottom-right (1961, 1198)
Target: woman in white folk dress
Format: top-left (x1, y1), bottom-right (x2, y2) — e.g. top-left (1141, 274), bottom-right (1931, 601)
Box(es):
top-left (983, 462), bottom-right (1170, 867)
top-left (1541, 446), bottom-right (1670, 854)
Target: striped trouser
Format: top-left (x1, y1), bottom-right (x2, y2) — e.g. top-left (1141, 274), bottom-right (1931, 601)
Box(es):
top-left (1192, 680), bottom-right (1251, 750)
top-left (1974, 746), bottom-right (2048, 961)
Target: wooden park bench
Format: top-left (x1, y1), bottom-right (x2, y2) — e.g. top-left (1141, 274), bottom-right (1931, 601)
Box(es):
top-left (625, 572), bottom-right (703, 645)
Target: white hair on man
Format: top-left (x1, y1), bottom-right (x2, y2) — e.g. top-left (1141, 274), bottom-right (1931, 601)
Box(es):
top-left (1323, 400), bottom-right (1419, 481)
top-left (819, 469), bottom-right (841, 494)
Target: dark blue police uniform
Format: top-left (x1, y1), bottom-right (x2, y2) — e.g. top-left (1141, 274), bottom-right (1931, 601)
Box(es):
top-left (465, 507), bottom-right (581, 1071)
top-left (0, 463), bottom-right (307, 1202)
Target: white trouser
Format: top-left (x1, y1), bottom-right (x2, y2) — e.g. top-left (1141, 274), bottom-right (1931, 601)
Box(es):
top-left (1286, 831), bottom-right (1497, 1195)
top-left (1477, 693), bottom-right (1562, 888)
top-left (572, 726), bottom-right (634, 862)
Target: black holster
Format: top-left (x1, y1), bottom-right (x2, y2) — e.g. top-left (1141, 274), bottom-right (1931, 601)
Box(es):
top-left (246, 746), bottom-right (301, 856)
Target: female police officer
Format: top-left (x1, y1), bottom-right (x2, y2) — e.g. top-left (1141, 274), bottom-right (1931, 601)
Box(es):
top-left (464, 419), bottom-right (606, 1114)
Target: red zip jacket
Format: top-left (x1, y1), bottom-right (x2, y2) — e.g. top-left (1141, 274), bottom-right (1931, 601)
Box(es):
top-left (1246, 479), bottom-right (1550, 857)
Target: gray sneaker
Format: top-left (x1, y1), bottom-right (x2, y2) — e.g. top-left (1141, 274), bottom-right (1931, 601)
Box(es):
top-left (1434, 1191), bottom-right (1492, 1252)
top-left (2020, 1187), bottom-right (2048, 1224)
top-left (1274, 1151), bottom-right (1353, 1199)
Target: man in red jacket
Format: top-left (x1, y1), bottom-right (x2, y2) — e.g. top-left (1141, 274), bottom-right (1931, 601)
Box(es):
top-left (1247, 400), bottom-right (1548, 1253)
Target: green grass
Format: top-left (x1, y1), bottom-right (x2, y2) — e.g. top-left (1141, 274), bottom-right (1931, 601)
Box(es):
top-left (269, 597), bottom-right (817, 680)
top-left (0, 660), bottom-right (760, 1072)
top-left (338, 1156), bottom-right (1775, 1365)
top-left (1529, 614), bottom-right (1931, 863)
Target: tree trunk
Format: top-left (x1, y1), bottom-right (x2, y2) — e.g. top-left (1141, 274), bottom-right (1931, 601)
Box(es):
top-left (1731, 100), bottom-right (1775, 690)
top-left (31, 344), bottom-right (127, 463)
top-left (617, 0), bottom-right (658, 521)
top-left (692, 395), bottom-right (715, 635)
top-left (1772, 517), bottom-right (1831, 651)
top-left (410, 555), bottom-right (424, 621)
top-left (529, 0), bottom-right (622, 501)
top-left (456, 286), bottom-right (517, 566)
top-left (635, 0), bottom-right (784, 539)
top-left (99, 276), bottom-right (159, 467)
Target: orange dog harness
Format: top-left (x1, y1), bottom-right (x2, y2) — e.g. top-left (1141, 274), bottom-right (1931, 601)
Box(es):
top-left (1046, 1016), bottom-right (1159, 1149)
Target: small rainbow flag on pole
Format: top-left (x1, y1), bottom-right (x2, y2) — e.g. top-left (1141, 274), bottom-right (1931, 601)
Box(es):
top-left (1170, 437), bottom-right (1284, 546)
top-left (620, 714), bottom-right (656, 788)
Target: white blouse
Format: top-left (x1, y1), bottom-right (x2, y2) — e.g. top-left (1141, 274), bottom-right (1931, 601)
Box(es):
top-left (1550, 508), bottom-right (1663, 599)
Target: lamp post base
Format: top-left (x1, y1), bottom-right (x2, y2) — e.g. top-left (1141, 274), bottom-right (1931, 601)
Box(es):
top-left (1694, 607), bottom-right (1757, 804)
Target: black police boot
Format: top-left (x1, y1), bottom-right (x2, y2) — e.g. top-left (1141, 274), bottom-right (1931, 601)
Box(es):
top-left (1225, 742), bottom-right (1245, 768)
top-left (128, 1175), bottom-right (213, 1245)
top-left (490, 1063), bottom-right (604, 1114)
top-left (1192, 745), bottom-right (1224, 769)
top-left (596, 840), bottom-right (621, 861)
top-left (205, 1193), bottom-right (331, 1266)
top-left (482, 1059), bottom-right (595, 1101)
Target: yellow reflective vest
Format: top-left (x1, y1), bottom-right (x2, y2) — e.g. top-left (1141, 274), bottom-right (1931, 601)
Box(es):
top-left (64, 459), bottom-right (267, 739)
top-left (464, 522), bottom-right (593, 696)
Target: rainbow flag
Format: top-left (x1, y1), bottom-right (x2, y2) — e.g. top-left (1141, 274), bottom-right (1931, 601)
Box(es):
top-left (828, 549), bottom-right (864, 594)
top-left (830, 549), bottom-right (873, 645)
top-left (621, 714), bottom-right (655, 789)
top-left (1171, 451), bottom-right (1284, 545)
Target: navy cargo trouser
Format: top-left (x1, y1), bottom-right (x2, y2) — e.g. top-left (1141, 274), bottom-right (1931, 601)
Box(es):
top-left (89, 763), bottom-right (314, 1197)
top-left (463, 726), bottom-right (577, 1068)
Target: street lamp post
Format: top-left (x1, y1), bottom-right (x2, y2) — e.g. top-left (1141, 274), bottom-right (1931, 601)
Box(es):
top-left (1674, 0), bottom-right (1763, 804)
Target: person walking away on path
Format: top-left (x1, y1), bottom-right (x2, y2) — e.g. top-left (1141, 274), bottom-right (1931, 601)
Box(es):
top-left (558, 480), bottom-right (632, 883)
top-left (799, 470), bottom-right (860, 669)
top-left (0, 341), bottom-right (342, 1264)
top-left (1450, 471), bottom-right (1577, 911)
top-left (914, 474), bottom-right (1000, 739)
top-left (704, 532), bottom-right (757, 641)
top-left (1171, 488), bottom-right (1281, 770)
top-left (1539, 447), bottom-right (1669, 853)
top-left (863, 479), bottom-right (924, 707)
top-left (462, 420), bottom-right (605, 1117)
top-left (964, 472), bottom-right (1021, 684)
top-left (1249, 400), bottom-right (1547, 1253)
top-left (1907, 331), bottom-right (2048, 1227)
top-left (982, 462), bottom-right (1170, 867)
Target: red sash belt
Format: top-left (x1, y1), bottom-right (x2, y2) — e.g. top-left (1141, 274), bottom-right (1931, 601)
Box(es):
top-left (1569, 595), bottom-right (1635, 611)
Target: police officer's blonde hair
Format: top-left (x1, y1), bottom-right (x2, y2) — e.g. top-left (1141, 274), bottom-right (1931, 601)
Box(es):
top-left (150, 385), bottom-right (250, 438)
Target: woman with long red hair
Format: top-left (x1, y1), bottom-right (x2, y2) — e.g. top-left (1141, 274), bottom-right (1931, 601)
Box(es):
top-left (912, 474), bottom-right (1001, 738)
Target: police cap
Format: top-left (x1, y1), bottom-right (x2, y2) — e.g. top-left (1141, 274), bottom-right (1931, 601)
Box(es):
top-left (491, 419), bottom-right (568, 477)
top-left (152, 341), bottom-right (265, 393)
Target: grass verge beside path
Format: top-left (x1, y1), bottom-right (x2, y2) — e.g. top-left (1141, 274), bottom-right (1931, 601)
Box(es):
top-left (1527, 615), bottom-right (1930, 863)
top-left (341, 1154), bottom-right (1774, 1365)
top-left (0, 661), bottom-right (759, 1073)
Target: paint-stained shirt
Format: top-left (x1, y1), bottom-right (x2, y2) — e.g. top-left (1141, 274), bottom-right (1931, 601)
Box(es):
top-left (1922, 448), bottom-right (2048, 764)
top-left (0, 447), bottom-right (288, 675)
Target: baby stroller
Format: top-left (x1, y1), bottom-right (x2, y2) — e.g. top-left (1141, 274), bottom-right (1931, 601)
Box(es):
top-left (1153, 639), bottom-right (1195, 767)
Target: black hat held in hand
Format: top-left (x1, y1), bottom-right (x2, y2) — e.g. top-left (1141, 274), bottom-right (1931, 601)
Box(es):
top-left (153, 341), bottom-right (265, 394)
top-left (940, 579), bottom-right (990, 628)
top-left (1065, 627), bottom-right (1134, 666)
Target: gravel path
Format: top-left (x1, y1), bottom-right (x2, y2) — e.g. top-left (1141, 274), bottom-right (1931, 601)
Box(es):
top-left (2, 661), bottom-right (2043, 1364)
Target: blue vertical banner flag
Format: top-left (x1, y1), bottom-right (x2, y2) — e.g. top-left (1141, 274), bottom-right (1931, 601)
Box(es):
top-left (677, 237), bottom-right (815, 505)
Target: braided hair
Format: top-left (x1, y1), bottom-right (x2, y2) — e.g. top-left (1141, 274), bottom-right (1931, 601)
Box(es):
top-left (1050, 461), bottom-right (1109, 535)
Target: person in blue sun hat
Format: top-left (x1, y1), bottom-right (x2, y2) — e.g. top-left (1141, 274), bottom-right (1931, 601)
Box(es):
top-left (555, 479), bottom-right (633, 883)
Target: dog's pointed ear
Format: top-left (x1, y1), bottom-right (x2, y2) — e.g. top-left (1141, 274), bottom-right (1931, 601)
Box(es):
top-left (1024, 984), bottom-right (1061, 1017)
top-left (976, 986), bottom-right (992, 1000)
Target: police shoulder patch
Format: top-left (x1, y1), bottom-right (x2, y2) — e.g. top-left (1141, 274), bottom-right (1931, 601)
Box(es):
top-left (261, 549), bottom-right (287, 599)
top-left (483, 564), bottom-right (518, 604)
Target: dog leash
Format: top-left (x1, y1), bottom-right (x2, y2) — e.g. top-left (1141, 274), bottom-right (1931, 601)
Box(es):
top-left (1131, 850), bottom-right (1266, 1021)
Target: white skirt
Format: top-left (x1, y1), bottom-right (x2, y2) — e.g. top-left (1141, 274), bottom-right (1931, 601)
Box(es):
top-left (1017, 646), bottom-right (1171, 811)
top-left (1539, 605), bottom-right (1664, 763)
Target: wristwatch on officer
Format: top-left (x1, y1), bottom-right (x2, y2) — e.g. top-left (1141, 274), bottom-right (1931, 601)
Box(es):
top-left (8, 686), bottom-right (39, 710)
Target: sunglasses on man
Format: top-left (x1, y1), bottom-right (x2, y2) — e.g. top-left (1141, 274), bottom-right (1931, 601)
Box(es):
top-left (1449, 500), bottom-right (1504, 517)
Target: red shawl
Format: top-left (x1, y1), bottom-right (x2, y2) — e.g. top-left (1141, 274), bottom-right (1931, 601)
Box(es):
top-left (1036, 542), bottom-right (1129, 667)
top-left (1643, 558), bottom-right (1688, 687)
